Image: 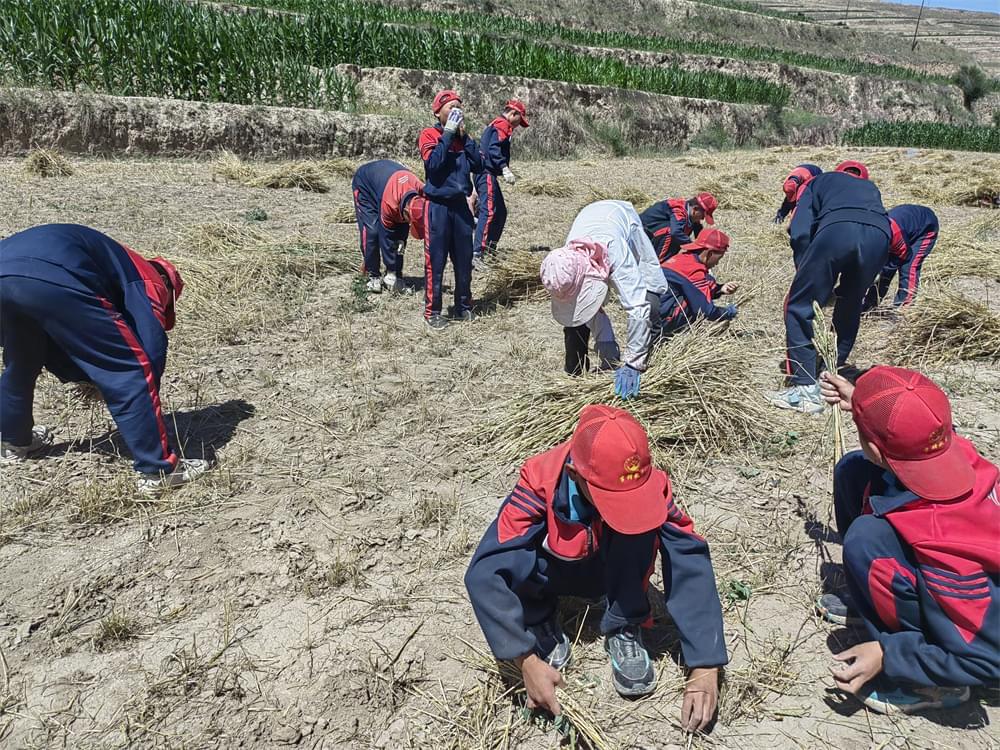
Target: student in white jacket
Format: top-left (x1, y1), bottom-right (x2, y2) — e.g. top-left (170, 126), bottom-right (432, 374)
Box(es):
top-left (540, 201), bottom-right (668, 398)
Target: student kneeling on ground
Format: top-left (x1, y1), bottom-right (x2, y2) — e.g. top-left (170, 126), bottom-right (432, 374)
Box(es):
top-left (540, 200), bottom-right (668, 399)
top-left (464, 405), bottom-right (727, 731)
top-left (818, 366), bottom-right (999, 715)
top-left (659, 228), bottom-right (740, 334)
top-left (0, 223), bottom-right (209, 493)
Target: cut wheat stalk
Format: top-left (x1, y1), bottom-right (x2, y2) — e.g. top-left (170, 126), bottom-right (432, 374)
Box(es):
top-left (478, 247), bottom-right (548, 306)
top-left (811, 302), bottom-right (843, 465)
top-left (887, 287), bottom-right (1000, 365)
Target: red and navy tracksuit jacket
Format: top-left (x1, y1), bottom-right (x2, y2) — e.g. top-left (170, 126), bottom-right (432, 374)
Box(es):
top-left (0, 224), bottom-right (177, 474)
top-left (870, 204), bottom-right (939, 308)
top-left (639, 198), bottom-right (702, 265)
top-left (418, 123), bottom-right (483, 318)
top-left (352, 159), bottom-right (423, 278)
top-left (474, 117), bottom-right (514, 256)
top-left (464, 441), bottom-right (728, 668)
top-left (834, 442), bottom-right (999, 687)
top-left (775, 164), bottom-right (821, 222)
top-left (659, 252), bottom-right (736, 333)
top-left (784, 173), bottom-right (889, 384)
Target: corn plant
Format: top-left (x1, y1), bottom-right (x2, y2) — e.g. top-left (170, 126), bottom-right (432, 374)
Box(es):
top-left (844, 122), bottom-right (1000, 153)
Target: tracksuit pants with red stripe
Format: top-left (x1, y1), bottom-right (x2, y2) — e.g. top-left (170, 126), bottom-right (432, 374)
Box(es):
top-left (864, 229), bottom-right (937, 310)
top-left (473, 173), bottom-right (507, 256)
top-left (0, 276), bottom-right (177, 474)
top-left (424, 198), bottom-right (474, 318)
top-left (353, 188), bottom-right (385, 279)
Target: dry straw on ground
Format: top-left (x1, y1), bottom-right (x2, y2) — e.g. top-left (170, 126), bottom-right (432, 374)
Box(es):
top-left (584, 185), bottom-right (654, 212)
top-left (478, 247), bottom-right (547, 306)
top-left (23, 148), bottom-right (74, 177)
top-left (519, 179), bottom-right (573, 198)
top-left (326, 204), bottom-right (357, 223)
top-left (481, 322), bottom-right (781, 465)
top-left (898, 157), bottom-right (1000, 207)
top-left (888, 287), bottom-right (1000, 364)
top-left (697, 172), bottom-right (769, 211)
top-left (927, 214), bottom-right (1000, 281)
top-left (213, 152), bottom-right (358, 193)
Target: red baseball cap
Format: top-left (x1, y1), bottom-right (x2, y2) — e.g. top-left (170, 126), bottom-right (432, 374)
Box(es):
top-left (693, 192), bottom-right (718, 225)
top-left (835, 160), bottom-right (870, 180)
top-left (505, 98), bottom-right (529, 127)
top-left (406, 194), bottom-right (426, 240)
top-left (680, 227), bottom-right (730, 254)
top-left (432, 89), bottom-right (461, 114)
top-left (568, 404), bottom-right (671, 534)
top-left (852, 366), bottom-right (975, 501)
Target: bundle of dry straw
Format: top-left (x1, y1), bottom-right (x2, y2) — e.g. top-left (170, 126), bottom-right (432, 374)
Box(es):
top-left (213, 152), bottom-right (358, 193)
top-left (696, 172), bottom-right (768, 211)
top-left (584, 185), bottom-right (654, 212)
top-left (23, 148), bottom-right (74, 177)
top-left (478, 247), bottom-right (548, 305)
top-left (889, 288), bottom-right (1000, 364)
top-left (927, 214), bottom-right (1000, 281)
top-left (326, 204), bottom-right (357, 223)
top-left (483, 322), bottom-right (780, 465)
top-left (519, 179), bottom-right (573, 198)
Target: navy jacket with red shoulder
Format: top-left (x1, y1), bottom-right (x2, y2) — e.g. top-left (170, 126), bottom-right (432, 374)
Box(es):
top-left (464, 441), bottom-right (728, 667)
top-left (418, 124), bottom-right (483, 202)
top-left (887, 204), bottom-right (939, 265)
top-left (353, 159), bottom-right (424, 248)
top-left (789, 172), bottom-right (890, 260)
top-left (659, 251), bottom-right (735, 327)
top-left (0, 223), bottom-right (171, 382)
top-left (480, 117), bottom-right (514, 176)
top-left (861, 437), bottom-right (999, 687)
top-left (776, 163), bottom-right (822, 221)
top-left (639, 198), bottom-right (702, 258)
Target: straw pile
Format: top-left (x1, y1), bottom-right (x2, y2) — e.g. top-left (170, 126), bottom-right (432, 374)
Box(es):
top-left (23, 148), bottom-right (74, 177)
top-left (326, 203), bottom-right (357, 223)
top-left (213, 152), bottom-right (360, 193)
top-left (482, 322), bottom-right (781, 465)
top-left (584, 185), bottom-right (654, 212)
top-left (478, 247), bottom-right (547, 305)
top-left (889, 288), bottom-right (1000, 364)
top-left (696, 171), bottom-right (769, 211)
top-left (898, 158), bottom-right (1000, 207)
top-left (519, 179), bottom-right (573, 198)
top-left (927, 214), bottom-right (1000, 281)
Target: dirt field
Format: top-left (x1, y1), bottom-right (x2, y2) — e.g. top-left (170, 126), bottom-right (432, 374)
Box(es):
top-left (1, 146), bottom-right (999, 749)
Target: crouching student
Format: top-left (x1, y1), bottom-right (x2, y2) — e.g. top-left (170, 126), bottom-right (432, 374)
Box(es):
top-left (817, 366), bottom-right (999, 715)
top-left (773, 163), bottom-right (821, 224)
top-left (659, 228), bottom-right (739, 334)
top-left (464, 405), bottom-right (728, 731)
top-left (639, 192), bottom-right (718, 265)
top-left (540, 200), bottom-right (669, 399)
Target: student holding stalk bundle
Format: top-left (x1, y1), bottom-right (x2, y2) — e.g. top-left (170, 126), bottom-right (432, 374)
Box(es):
top-left (351, 159), bottom-right (428, 294)
top-left (0, 224), bottom-right (208, 493)
top-left (658, 227), bottom-right (740, 334)
top-left (540, 200), bottom-right (668, 399)
top-left (464, 404), bottom-right (727, 730)
top-left (817, 366), bottom-right (999, 714)
top-left (769, 164), bottom-right (890, 414)
top-left (418, 89), bottom-right (484, 330)
top-left (639, 192), bottom-right (718, 265)
top-left (863, 204), bottom-right (938, 311)
top-left (473, 98), bottom-right (529, 268)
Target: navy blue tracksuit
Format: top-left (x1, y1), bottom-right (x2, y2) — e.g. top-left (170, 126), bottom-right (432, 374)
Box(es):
top-left (658, 253), bottom-right (736, 333)
top-left (0, 224), bottom-right (177, 474)
top-left (474, 117), bottom-right (514, 256)
top-left (418, 123), bottom-right (483, 318)
top-left (864, 205), bottom-right (939, 310)
top-left (351, 159), bottom-right (419, 279)
top-left (784, 173), bottom-right (890, 384)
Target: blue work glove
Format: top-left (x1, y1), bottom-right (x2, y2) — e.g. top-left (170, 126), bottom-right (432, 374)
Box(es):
top-left (444, 107), bottom-right (463, 134)
top-left (724, 304), bottom-right (738, 319)
top-left (614, 365), bottom-right (641, 399)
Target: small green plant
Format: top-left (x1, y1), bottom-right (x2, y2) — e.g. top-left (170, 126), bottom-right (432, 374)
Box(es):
top-left (244, 207), bottom-right (268, 222)
top-left (954, 65), bottom-right (990, 109)
top-left (94, 610), bottom-right (139, 651)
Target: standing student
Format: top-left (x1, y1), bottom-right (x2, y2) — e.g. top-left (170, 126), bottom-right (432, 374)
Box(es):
top-left (474, 99), bottom-right (529, 266)
top-left (863, 204), bottom-right (938, 310)
top-left (418, 89), bottom-right (484, 329)
top-left (351, 159), bottom-right (427, 293)
top-left (639, 193), bottom-right (718, 265)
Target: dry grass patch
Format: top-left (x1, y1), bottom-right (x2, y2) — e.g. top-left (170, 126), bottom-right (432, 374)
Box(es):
top-left (213, 152), bottom-right (358, 193)
top-left (697, 171), bottom-right (769, 211)
top-left (478, 247), bottom-right (548, 306)
top-left (585, 185), bottom-right (654, 212)
top-left (519, 178), bottom-right (573, 198)
top-left (888, 288), bottom-right (1000, 364)
top-left (23, 148), bottom-right (74, 177)
top-left (326, 203), bottom-right (357, 223)
top-left (928, 214), bottom-right (1000, 281)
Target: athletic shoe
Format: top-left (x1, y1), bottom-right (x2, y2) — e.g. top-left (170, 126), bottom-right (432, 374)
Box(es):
top-left (767, 384), bottom-right (824, 414)
top-left (528, 616), bottom-right (572, 670)
top-left (365, 277), bottom-right (383, 294)
top-left (383, 272), bottom-right (407, 294)
top-left (605, 625), bottom-right (656, 697)
top-left (137, 458), bottom-right (211, 495)
top-left (471, 253), bottom-right (489, 272)
top-left (425, 314), bottom-right (449, 331)
top-left (451, 309), bottom-right (477, 323)
top-left (1, 425), bottom-right (54, 463)
top-left (860, 684), bottom-right (970, 715)
top-left (816, 591), bottom-right (863, 626)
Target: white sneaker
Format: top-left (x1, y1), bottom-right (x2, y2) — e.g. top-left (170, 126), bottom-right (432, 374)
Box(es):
top-left (365, 277), bottom-right (383, 294)
top-left (137, 458), bottom-right (211, 495)
top-left (767, 384), bottom-right (825, 414)
top-left (1, 425), bottom-right (54, 463)
top-left (383, 272), bottom-right (406, 293)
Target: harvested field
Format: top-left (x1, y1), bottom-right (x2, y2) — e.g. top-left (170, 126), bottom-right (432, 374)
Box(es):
top-left (1, 147), bottom-right (998, 750)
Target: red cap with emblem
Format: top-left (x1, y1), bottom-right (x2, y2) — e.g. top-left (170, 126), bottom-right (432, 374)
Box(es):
top-left (432, 89), bottom-right (461, 114)
top-left (568, 404), bottom-right (671, 534)
top-left (693, 192), bottom-right (718, 225)
top-left (852, 366), bottom-right (975, 501)
top-left (680, 227), bottom-right (730, 254)
top-left (504, 98), bottom-right (529, 127)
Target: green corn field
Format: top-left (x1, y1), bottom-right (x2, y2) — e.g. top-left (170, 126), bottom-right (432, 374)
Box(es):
top-left (844, 122), bottom-right (1000, 153)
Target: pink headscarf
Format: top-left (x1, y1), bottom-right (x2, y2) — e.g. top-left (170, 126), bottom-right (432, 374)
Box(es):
top-left (540, 238), bottom-right (609, 300)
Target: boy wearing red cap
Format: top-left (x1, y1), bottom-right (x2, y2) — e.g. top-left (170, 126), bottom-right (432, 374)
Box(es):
top-left (473, 99), bottom-right (529, 267)
top-left (773, 164), bottom-right (822, 224)
top-left (659, 227), bottom-right (740, 334)
top-left (352, 159), bottom-right (427, 293)
top-left (639, 192), bottom-right (718, 265)
top-left (863, 204), bottom-right (938, 311)
top-left (418, 89), bottom-right (484, 329)
top-left (464, 405), bottom-right (727, 730)
top-left (818, 367), bottom-right (999, 714)
top-left (835, 160), bottom-right (871, 181)
top-left (0, 224), bottom-right (208, 493)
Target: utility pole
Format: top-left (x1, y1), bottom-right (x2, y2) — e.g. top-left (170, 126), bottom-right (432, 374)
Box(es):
top-left (844, 0), bottom-right (851, 22)
top-left (911, 0), bottom-right (926, 51)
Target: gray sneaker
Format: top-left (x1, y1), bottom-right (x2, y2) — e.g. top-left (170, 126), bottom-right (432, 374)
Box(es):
top-left (528, 616), bottom-right (572, 670)
top-left (605, 625), bottom-right (655, 697)
top-left (861, 684), bottom-right (971, 715)
top-left (1, 425), bottom-right (54, 463)
top-left (425, 314), bottom-right (449, 331)
top-left (451, 309), bottom-right (477, 323)
top-left (137, 458), bottom-right (211, 495)
top-left (767, 384), bottom-right (824, 414)
top-left (816, 591), bottom-right (863, 626)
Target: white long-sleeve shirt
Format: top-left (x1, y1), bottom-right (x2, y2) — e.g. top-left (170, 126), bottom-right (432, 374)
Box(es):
top-left (566, 200), bottom-right (666, 370)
